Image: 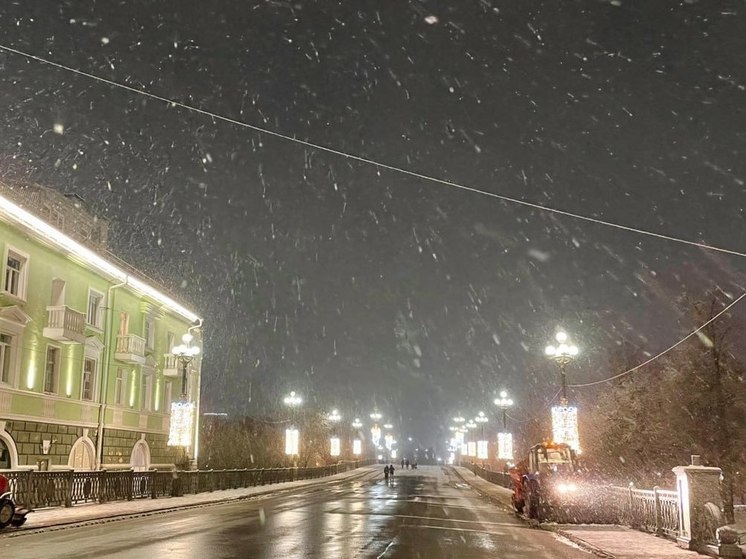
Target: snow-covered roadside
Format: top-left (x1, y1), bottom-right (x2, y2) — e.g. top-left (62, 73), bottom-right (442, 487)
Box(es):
top-left (1, 465), bottom-right (380, 534)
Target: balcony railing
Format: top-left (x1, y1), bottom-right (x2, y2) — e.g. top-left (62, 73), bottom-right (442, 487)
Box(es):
top-left (114, 333), bottom-right (146, 365)
top-left (163, 353), bottom-right (179, 377)
top-left (42, 306), bottom-right (86, 344)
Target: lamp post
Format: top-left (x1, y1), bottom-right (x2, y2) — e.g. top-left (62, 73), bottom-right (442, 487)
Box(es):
top-left (370, 410), bottom-right (383, 450)
top-left (168, 333), bottom-right (201, 468)
top-left (544, 331), bottom-right (579, 405)
top-left (474, 412), bottom-right (489, 462)
top-left (494, 391), bottom-right (514, 461)
top-left (328, 409), bottom-right (342, 458)
top-left (283, 391), bottom-right (303, 466)
top-left (351, 418), bottom-right (363, 458)
top-left (545, 331), bottom-right (581, 451)
top-left (493, 391), bottom-right (514, 431)
top-left (171, 333), bottom-right (200, 399)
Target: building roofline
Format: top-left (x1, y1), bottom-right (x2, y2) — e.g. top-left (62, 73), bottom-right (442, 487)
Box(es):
top-left (0, 192), bottom-right (202, 324)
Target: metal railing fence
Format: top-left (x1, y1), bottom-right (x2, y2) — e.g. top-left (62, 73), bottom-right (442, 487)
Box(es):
top-left (465, 463), bottom-right (680, 538)
top-left (0, 460), bottom-right (375, 510)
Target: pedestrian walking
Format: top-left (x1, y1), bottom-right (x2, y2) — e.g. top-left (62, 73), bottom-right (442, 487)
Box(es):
top-left (401, 458), bottom-right (405, 470)
top-left (384, 465), bottom-right (390, 481)
top-left (389, 465), bottom-right (395, 478)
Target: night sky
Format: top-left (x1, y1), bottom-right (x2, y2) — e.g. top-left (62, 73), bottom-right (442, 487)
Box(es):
top-left (0, 1), bottom-right (744, 447)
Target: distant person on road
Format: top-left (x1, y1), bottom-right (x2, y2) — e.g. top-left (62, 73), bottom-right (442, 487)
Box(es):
top-left (389, 465), bottom-right (395, 478)
top-left (384, 465), bottom-right (390, 481)
top-left (405, 459), bottom-right (410, 470)
top-left (413, 460), bottom-right (418, 470)
top-left (401, 458), bottom-right (405, 470)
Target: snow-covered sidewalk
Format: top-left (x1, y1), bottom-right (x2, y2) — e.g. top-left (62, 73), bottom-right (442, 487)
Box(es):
top-left (6, 465), bottom-right (380, 532)
top-left (451, 466), bottom-right (702, 558)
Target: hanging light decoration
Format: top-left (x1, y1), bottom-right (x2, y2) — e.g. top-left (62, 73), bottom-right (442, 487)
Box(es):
top-left (352, 439), bottom-right (362, 456)
top-left (551, 405), bottom-right (580, 451)
top-left (477, 440), bottom-right (489, 460)
top-left (168, 401), bottom-right (195, 447)
top-left (330, 437), bottom-right (341, 457)
top-left (285, 428), bottom-right (300, 456)
top-left (498, 432), bottom-right (513, 460)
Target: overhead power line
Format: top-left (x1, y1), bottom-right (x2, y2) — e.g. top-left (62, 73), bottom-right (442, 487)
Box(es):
top-left (1, 43), bottom-right (745, 259)
top-left (569, 291), bottom-right (746, 388)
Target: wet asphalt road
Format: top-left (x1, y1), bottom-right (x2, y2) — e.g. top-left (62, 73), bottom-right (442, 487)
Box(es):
top-left (1, 466), bottom-right (590, 558)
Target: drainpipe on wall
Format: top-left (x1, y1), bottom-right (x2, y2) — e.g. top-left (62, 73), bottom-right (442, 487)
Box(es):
top-left (95, 278), bottom-right (128, 470)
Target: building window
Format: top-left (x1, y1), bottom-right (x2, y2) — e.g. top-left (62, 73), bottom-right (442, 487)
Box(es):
top-left (4, 248), bottom-right (29, 300)
top-left (119, 312), bottom-right (129, 335)
top-left (0, 333), bottom-right (12, 384)
top-left (115, 368), bottom-right (126, 405)
top-left (144, 317), bottom-right (155, 351)
top-left (44, 346), bottom-right (60, 394)
top-left (82, 357), bottom-right (96, 401)
top-left (141, 373), bottom-right (152, 411)
top-left (87, 290), bottom-right (104, 329)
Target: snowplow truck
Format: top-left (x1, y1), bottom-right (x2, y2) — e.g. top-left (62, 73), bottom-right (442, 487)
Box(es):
top-left (510, 442), bottom-right (579, 521)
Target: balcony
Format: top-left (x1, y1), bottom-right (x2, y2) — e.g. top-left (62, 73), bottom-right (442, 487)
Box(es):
top-left (163, 353), bottom-right (180, 377)
top-left (114, 333), bottom-right (146, 365)
top-left (42, 306), bottom-right (86, 344)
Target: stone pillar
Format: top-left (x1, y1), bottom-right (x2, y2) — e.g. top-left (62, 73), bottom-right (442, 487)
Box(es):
top-left (672, 458), bottom-right (722, 551)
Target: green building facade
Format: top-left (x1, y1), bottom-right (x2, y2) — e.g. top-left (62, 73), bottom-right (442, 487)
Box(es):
top-left (0, 183), bottom-right (203, 471)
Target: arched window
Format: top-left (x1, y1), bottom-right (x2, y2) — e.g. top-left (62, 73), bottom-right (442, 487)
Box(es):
top-left (68, 436), bottom-right (96, 470)
top-left (130, 439), bottom-right (151, 471)
top-left (0, 427), bottom-right (18, 469)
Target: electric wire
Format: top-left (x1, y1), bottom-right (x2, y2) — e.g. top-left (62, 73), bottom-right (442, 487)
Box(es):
top-left (569, 290), bottom-right (746, 387)
top-left (1, 43), bottom-right (745, 259)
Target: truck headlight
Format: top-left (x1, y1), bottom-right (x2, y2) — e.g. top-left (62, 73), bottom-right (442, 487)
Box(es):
top-left (557, 483), bottom-right (578, 494)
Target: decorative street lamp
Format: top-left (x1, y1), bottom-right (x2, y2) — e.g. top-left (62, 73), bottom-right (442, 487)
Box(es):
top-left (171, 333), bottom-right (200, 398)
top-left (493, 391), bottom-right (514, 431)
top-left (351, 418), bottom-right (363, 429)
top-left (327, 409), bottom-right (342, 457)
top-left (283, 391), bottom-right (303, 464)
top-left (475, 412), bottom-right (489, 460)
top-left (494, 391), bottom-right (514, 461)
top-left (545, 331), bottom-right (581, 451)
top-left (168, 332), bottom-right (200, 457)
top-left (544, 331), bottom-right (579, 405)
top-left (370, 410), bottom-right (383, 447)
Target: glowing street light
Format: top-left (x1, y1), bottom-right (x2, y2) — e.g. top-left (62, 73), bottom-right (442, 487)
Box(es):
top-left (330, 436), bottom-right (341, 457)
top-left (545, 331), bottom-right (579, 405)
top-left (546, 331), bottom-right (581, 451)
top-left (453, 414), bottom-right (465, 424)
top-left (494, 390), bottom-right (514, 431)
top-left (494, 390), bottom-right (514, 461)
top-left (283, 391), bottom-right (303, 407)
top-left (351, 418), bottom-right (363, 429)
top-left (328, 409), bottom-right (342, 423)
top-left (171, 333), bottom-right (200, 398)
top-left (383, 423), bottom-right (393, 430)
top-left (370, 411), bottom-right (382, 421)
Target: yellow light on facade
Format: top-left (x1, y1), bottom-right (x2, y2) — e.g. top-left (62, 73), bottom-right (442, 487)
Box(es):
top-left (65, 349), bottom-right (74, 397)
top-left (168, 401), bottom-right (195, 446)
top-left (384, 433), bottom-right (394, 451)
top-left (154, 378), bottom-right (161, 412)
top-left (129, 370), bottom-right (137, 407)
top-left (498, 432), bottom-right (513, 460)
top-left (467, 441), bottom-right (477, 457)
top-left (551, 406), bottom-right (580, 451)
top-left (330, 437), bottom-right (341, 457)
top-left (353, 439), bottom-right (362, 456)
top-left (477, 440), bottom-right (489, 460)
top-left (26, 362), bottom-right (36, 390)
top-left (285, 428), bottom-right (300, 456)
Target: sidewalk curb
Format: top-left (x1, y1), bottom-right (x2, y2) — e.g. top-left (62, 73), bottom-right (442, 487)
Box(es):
top-left (447, 466), bottom-right (617, 559)
top-left (1, 467), bottom-right (379, 537)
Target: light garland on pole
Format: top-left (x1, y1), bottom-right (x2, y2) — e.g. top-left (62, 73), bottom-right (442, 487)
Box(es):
top-left (545, 331), bottom-right (581, 450)
top-left (494, 390), bottom-right (514, 461)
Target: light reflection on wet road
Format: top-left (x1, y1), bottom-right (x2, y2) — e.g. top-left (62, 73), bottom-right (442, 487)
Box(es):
top-left (1, 467), bottom-right (589, 558)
